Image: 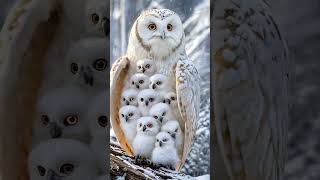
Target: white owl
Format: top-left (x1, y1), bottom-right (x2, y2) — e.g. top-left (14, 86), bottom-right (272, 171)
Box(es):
top-left (129, 73), bottom-right (150, 90)
top-left (84, 0), bottom-right (109, 37)
top-left (110, 9), bottom-right (200, 169)
top-left (137, 89), bottom-right (160, 116)
top-left (161, 120), bottom-right (184, 155)
top-left (136, 59), bottom-right (157, 76)
top-left (64, 37), bottom-right (108, 93)
top-left (28, 139), bottom-right (99, 180)
top-left (149, 103), bottom-right (175, 126)
top-left (119, 105), bottom-right (141, 144)
top-left (149, 74), bottom-right (172, 92)
top-left (121, 89), bottom-right (139, 106)
top-left (163, 91), bottom-right (180, 119)
top-left (33, 87), bottom-right (90, 145)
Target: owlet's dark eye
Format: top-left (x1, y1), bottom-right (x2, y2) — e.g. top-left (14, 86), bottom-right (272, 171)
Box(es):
top-left (139, 80), bottom-right (144, 84)
top-left (171, 97), bottom-right (176, 101)
top-left (60, 163), bottom-right (74, 175)
top-left (139, 123), bottom-right (142, 127)
top-left (156, 81), bottom-right (162, 85)
top-left (128, 113), bottom-right (133, 117)
top-left (145, 64), bottom-right (151, 69)
top-left (122, 98), bottom-right (126, 101)
top-left (138, 65), bottom-right (142, 69)
top-left (162, 112), bottom-right (166, 116)
top-left (70, 63), bottom-right (78, 74)
top-left (41, 115), bottom-right (49, 125)
top-left (98, 116), bottom-right (108, 127)
top-left (140, 98), bottom-right (144, 102)
top-left (167, 24), bottom-right (173, 31)
top-left (153, 115), bottom-right (158, 119)
top-left (132, 81), bottom-right (135, 85)
top-left (91, 13), bottom-right (100, 24)
top-left (149, 98), bottom-right (154, 102)
top-left (163, 138), bottom-right (168, 142)
top-left (148, 23), bottom-right (157, 31)
top-left (121, 114), bottom-right (125, 117)
top-left (93, 58), bottom-right (107, 71)
top-left (64, 115), bottom-right (78, 126)
top-left (147, 123), bottom-right (153, 128)
top-left (37, 166), bottom-right (46, 176)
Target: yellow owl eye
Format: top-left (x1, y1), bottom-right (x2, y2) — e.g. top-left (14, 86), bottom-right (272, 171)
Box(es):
top-left (94, 58), bottom-right (107, 71)
top-left (148, 23), bottom-right (157, 31)
top-left (64, 115), bottom-right (78, 126)
top-left (91, 13), bottom-right (100, 24)
top-left (70, 63), bottom-right (78, 74)
top-left (37, 166), bottom-right (46, 176)
top-left (59, 163), bottom-right (74, 175)
top-left (167, 24), bottom-right (173, 31)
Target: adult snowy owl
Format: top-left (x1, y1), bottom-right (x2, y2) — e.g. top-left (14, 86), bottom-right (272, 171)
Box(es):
top-left (212, 0), bottom-right (290, 179)
top-left (110, 9), bottom-right (200, 170)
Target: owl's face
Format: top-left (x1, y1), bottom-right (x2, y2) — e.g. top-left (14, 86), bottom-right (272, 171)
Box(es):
top-left (136, 117), bottom-right (160, 136)
top-left (130, 73), bottom-right (150, 90)
top-left (149, 74), bottom-right (168, 91)
top-left (135, 9), bottom-right (184, 58)
top-left (119, 105), bottom-right (141, 124)
top-left (85, 0), bottom-right (109, 37)
top-left (155, 132), bottom-right (175, 148)
top-left (86, 92), bottom-right (109, 136)
top-left (66, 38), bottom-right (108, 89)
top-left (149, 103), bottom-right (172, 125)
top-left (121, 89), bottom-right (139, 106)
top-left (34, 88), bottom-right (89, 143)
top-left (163, 92), bottom-right (177, 107)
top-left (136, 59), bottom-right (156, 75)
top-left (28, 139), bottom-right (99, 180)
top-left (137, 89), bottom-right (159, 108)
top-left (161, 120), bottom-right (181, 139)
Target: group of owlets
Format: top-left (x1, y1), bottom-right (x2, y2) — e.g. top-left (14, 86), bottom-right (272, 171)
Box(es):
top-left (120, 59), bottom-right (183, 169)
top-left (27, 0), bottom-right (109, 180)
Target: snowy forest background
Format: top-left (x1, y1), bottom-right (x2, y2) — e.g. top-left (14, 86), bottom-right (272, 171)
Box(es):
top-left (0, 0), bottom-right (320, 179)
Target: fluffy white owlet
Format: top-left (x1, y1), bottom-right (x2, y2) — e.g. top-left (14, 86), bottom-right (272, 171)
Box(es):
top-left (149, 74), bottom-right (172, 92)
top-left (161, 120), bottom-right (184, 155)
top-left (111, 9), bottom-right (200, 168)
top-left (151, 132), bottom-right (179, 169)
top-left (137, 89), bottom-right (160, 116)
top-left (121, 89), bottom-right (139, 106)
top-left (33, 87), bottom-right (89, 145)
top-left (129, 73), bottom-right (150, 90)
top-left (136, 59), bottom-right (157, 76)
top-left (132, 117), bottom-right (160, 159)
top-left (84, 0), bottom-right (109, 37)
top-left (86, 92), bottom-right (109, 174)
top-left (28, 139), bottom-right (99, 180)
top-left (149, 103), bottom-right (175, 126)
top-left (163, 92), bottom-right (180, 122)
top-left (119, 105), bottom-right (141, 144)
top-left (65, 37), bottom-right (108, 93)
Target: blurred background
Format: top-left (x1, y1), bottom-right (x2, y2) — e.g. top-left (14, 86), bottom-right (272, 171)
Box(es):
top-left (111, 0), bottom-right (210, 176)
top-left (1, 0), bottom-right (320, 179)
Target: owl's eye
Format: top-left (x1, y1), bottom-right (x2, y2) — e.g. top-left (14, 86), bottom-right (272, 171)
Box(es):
top-left (64, 115), bottom-right (78, 126)
top-left (163, 138), bottom-right (168, 142)
top-left (93, 58), bottom-right (107, 71)
top-left (37, 166), bottom-right (46, 176)
top-left (138, 65), bottom-right (142, 69)
top-left (121, 114), bottom-right (125, 117)
top-left (140, 98), bottom-right (144, 102)
top-left (122, 98), bottom-right (126, 101)
top-left (132, 81), bottom-right (135, 85)
top-left (98, 116), bottom-right (108, 127)
top-left (139, 123), bottom-right (142, 127)
top-left (91, 13), bottom-right (100, 24)
top-left (171, 97), bottom-right (176, 101)
top-left (139, 80), bottom-right (144, 84)
top-left (149, 98), bottom-right (154, 102)
top-left (145, 64), bottom-right (151, 69)
top-left (157, 139), bottom-right (159, 142)
top-left (70, 63), bottom-right (78, 74)
top-left (147, 123), bottom-right (153, 128)
top-left (162, 112), bottom-right (166, 116)
top-left (41, 115), bottom-right (50, 125)
top-left (156, 81), bottom-right (162, 85)
top-left (153, 115), bottom-right (158, 119)
top-left (167, 24), bottom-right (173, 31)
top-left (59, 163), bottom-right (74, 175)
top-left (128, 113), bottom-right (133, 117)
top-left (148, 23), bottom-right (157, 31)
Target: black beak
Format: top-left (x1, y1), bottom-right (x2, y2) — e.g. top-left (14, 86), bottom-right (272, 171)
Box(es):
top-left (171, 133), bottom-right (176, 139)
top-left (143, 125), bottom-right (146, 132)
top-left (159, 117), bottom-right (163, 123)
top-left (135, 84), bottom-right (140, 89)
top-left (49, 123), bottom-right (62, 138)
top-left (159, 141), bottom-right (162, 147)
top-left (166, 99), bottom-right (171, 104)
top-left (145, 101), bottom-right (149, 106)
top-left (82, 67), bottom-right (94, 86)
top-left (142, 68), bottom-right (146, 73)
top-left (125, 116), bottom-right (129, 122)
top-left (125, 101), bottom-right (130, 105)
top-left (47, 169), bottom-right (61, 180)
top-left (152, 84), bottom-right (156, 89)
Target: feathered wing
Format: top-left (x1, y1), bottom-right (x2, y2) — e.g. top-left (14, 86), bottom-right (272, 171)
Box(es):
top-left (212, 0), bottom-right (289, 179)
top-left (0, 0), bottom-right (61, 179)
top-left (175, 56), bottom-right (200, 170)
top-left (110, 56), bottom-right (135, 156)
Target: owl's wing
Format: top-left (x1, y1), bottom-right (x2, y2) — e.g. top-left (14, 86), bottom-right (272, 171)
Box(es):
top-left (110, 56), bottom-right (135, 156)
top-left (0, 0), bottom-right (62, 179)
top-left (212, 0), bottom-right (289, 179)
top-left (175, 56), bottom-right (200, 170)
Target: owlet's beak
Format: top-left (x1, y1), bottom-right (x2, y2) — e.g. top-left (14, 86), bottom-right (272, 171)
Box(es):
top-left (49, 122), bottom-right (62, 138)
top-left (159, 141), bottom-right (163, 147)
top-left (161, 31), bottom-right (166, 39)
top-left (81, 66), bottom-right (94, 86)
top-left (47, 169), bottom-right (61, 180)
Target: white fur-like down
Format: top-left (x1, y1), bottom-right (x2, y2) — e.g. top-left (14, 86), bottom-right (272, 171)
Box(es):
top-left (149, 103), bottom-right (175, 126)
top-left (119, 105), bottom-right (141, 143)
top-left (121, 89), bottom-right (139, 106)
top-left (133, 117), bottom-right (160, 158)
top-left (151, 132), bottom-right (179, 168)
top-left (137, 89), bottom-right (160, 116)
top-left (161, 120), bottom-right (184, 154)
top-left (163, 91), bottom-right (180, 120)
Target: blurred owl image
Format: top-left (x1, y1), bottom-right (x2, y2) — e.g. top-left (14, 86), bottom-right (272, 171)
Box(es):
top-left (110, 8), bottom-right (200, 170)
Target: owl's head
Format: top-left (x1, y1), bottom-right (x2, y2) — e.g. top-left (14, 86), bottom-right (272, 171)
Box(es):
top-left (85, 0), bottom-right (109, 37)
top-left (136, 117), bottom-right (160, 136)
top-left (129, 9), bottom-right (185, 59)
top-left (155, 132), bottom-right (175, 148)
top-left (66, 38), bottom-right (108, 89)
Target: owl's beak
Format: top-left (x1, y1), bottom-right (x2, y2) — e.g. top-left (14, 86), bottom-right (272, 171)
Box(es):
top-left (81, 67), bottom-right (94, 86)
top-left (159, 117), bottom-right (163, 123)
top-left (142, 67), bottom-right (146, 73)
top-left (125, 115), bottom-right (129, 122)
top-left (143, 125), bottom-right (147, 132)
top-left (47, 169), bottom-right (61, 180)
top-left (165, 99), bottom-right (171, 104)
top-left (152, 84), bottom-right (156, 89)
top-left (125, 100), bottom-right (130, 105)
top-left (161, 31), bottom-right (166, 39)
top-left (49, 123), bottom-right (62, 138)
top-left (145, 101), bottom-right (149, 106)
top-left (159, 141), bottom-right (163, 147)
